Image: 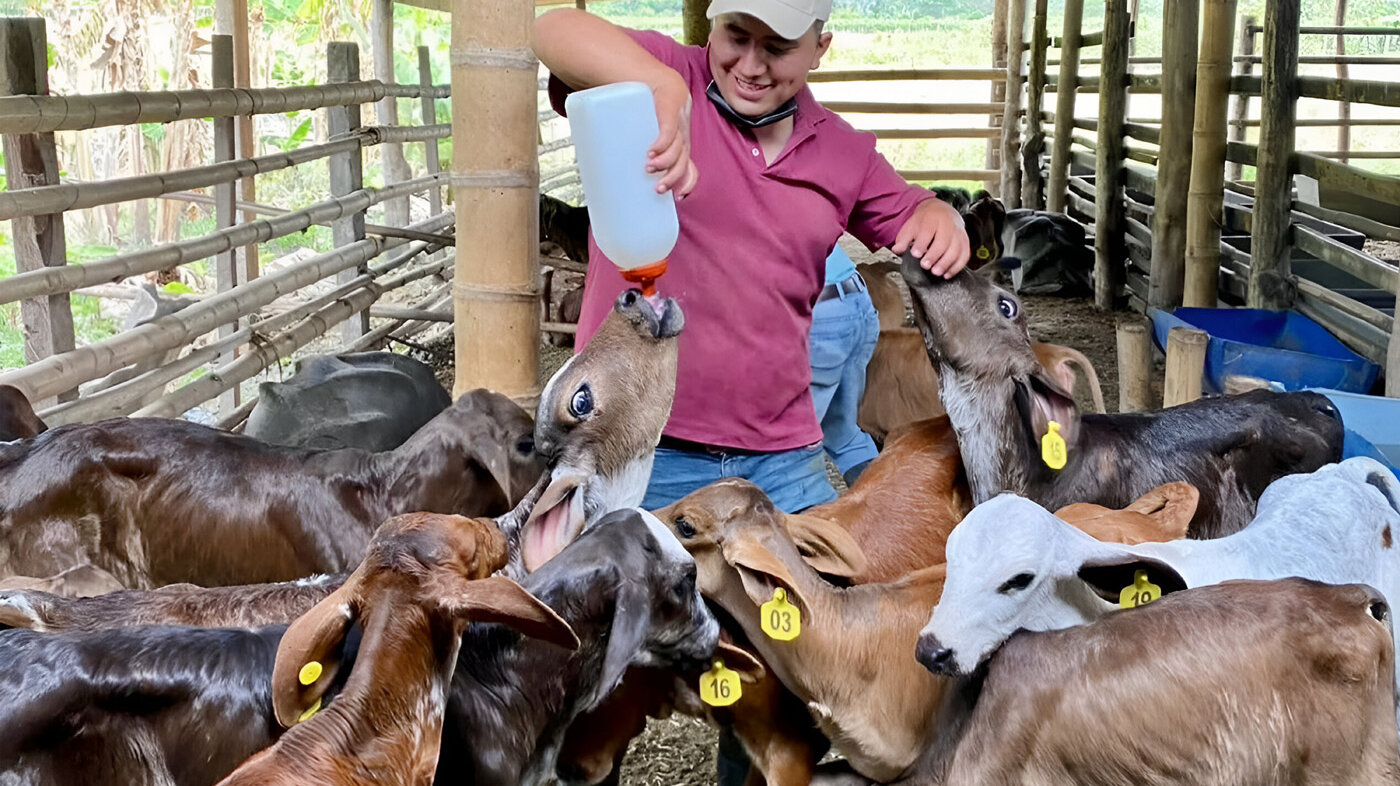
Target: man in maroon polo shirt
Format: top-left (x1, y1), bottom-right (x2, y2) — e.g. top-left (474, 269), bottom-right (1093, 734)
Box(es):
top-left (534, 0), bottom-right (970, 514)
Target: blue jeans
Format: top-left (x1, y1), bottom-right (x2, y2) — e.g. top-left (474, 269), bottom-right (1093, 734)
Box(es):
top-left (641, 442), bottom-right (839, 513)
top-left (808, 275), bottom-right (881, 476)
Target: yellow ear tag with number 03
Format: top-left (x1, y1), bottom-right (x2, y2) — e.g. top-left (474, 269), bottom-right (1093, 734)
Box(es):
top-left (760, 588), bottom-right (801, 641)
top-left (698, 659), bottom-right (742, 708)
top-left (1041, 421), bottom-right (1068, 470)
top-left (1119, 570), bottom-right (1162, 609)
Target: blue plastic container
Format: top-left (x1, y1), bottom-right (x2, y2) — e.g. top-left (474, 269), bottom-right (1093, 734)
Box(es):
top-left (1309, 387), bottom-right (1400, 472)
top-left (1148, 307), bottom-right (1379, 394)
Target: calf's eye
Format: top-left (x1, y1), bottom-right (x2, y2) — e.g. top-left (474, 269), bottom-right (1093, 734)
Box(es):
top-left (675, 515), bottom-right (696, 539)
top-left (998, 572), bottom-right (1035, 593)
top-left (997, 297), bottom-right (1018, 319)
top-left (569, 386), bottom-right (593, 418)
top-left (515, 435), bottom-right (535, 456)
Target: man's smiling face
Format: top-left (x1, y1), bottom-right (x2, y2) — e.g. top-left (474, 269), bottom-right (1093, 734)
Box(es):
top-left (707, 13), bottom-right (831, 119)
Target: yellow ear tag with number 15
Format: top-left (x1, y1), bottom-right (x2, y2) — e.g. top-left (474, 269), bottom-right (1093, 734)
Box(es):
top-left (1041, 421), bottom-right (1068, 470)
top-left (699, 659), bottom-right (742, 707)
top-left (760, 588), bottom-right (801, 641)
top-left (1119, 570), bottom-right (1162, 609)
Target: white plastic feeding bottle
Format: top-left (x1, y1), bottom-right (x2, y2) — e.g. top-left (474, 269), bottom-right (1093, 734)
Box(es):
top-left (565, 81), bottom-right (679, 295)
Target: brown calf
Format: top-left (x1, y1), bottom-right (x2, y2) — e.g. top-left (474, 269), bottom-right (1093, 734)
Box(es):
top-left (215, 511), bottom-right (577, 786)
top-left (879, 579), bottom-right (1400, 785)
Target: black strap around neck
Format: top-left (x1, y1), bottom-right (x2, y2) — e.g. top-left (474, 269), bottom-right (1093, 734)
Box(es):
top-left (705, 80), bottom-right (798, 130)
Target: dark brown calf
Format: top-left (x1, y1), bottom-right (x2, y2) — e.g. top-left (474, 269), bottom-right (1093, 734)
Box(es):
top-left (900, 256), bottom-right (1344, 538)
top-left (0, 388), bottom-right (541, 588)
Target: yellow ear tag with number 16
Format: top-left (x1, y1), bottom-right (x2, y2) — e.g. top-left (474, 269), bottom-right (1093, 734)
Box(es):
top-left (699, 659), bottom-right (742, 707)
top-left (1119, 570), bottom-right (1162, 609)
top-left (760, 588), bottom-right (801, 641)
top-left (1041, 420), bottom-right (1068, 470)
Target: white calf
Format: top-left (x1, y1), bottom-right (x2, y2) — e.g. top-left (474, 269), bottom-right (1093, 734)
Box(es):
top-left (920, 457), bottom-right (1400, 690)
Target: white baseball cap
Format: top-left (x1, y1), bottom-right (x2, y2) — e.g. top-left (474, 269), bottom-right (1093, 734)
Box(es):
top-left (705, 0), bottom-right (832, 41)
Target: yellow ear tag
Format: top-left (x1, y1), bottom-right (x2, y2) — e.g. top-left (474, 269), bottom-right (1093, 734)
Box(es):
top-left (1118, 570), bottom-right (1162, 609)
top-left (698, 659), bottom-right (742, 708)
top-left (976, 245), bottom-right (991, 260)
top-left (298, 660), bottom-right (323, 686)
top-left (759, 588), bottom-right (801, 641)
top-left (1040, 421), bottom-right (1068, 470)
top-left (297, 697), bottom-right (321, 723)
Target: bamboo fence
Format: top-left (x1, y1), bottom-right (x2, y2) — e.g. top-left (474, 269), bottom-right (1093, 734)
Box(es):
top-left (0, 19), bottom-right (456, 422)
top-left (1010, 5), bottom-right (1400, 390)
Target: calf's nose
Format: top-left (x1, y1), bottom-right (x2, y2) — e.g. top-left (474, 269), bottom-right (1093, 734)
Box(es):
top-left (915, 634), bottom-right (958, 676)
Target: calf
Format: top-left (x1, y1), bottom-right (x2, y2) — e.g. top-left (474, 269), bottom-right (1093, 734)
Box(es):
top-left (813, 579), bottom-right (1399, 785)
top-left (0, 384), bottom-right (45, 442)
top-left (920, 458), bottom-right (1400, 726)
top-left (0, 508), bottom-right (718, 786)
top-left (901, 253), bottom-right (1343, 537)
top-left (216, 513), bottom-right (577, 786)
top-left (858, 331), bottom-right (1105, 445)
top-left (244, 352), bottom-right (452, 452)
top-left (649, 478), bottom-right (1193, 783)
top-left (0, 388), bottom-right (540, 588)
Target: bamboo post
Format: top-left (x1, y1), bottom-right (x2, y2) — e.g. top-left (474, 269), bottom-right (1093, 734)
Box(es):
top-left (1022, 0), bottom-right (1049, 208)
top-left (1046, 0), bottom-right (1084, 214)
top-left (987, 0), bottom-right (1009, 195)
top-left (214, 0), bottom-right (259, 287)
top-left (1227, 17), bottom-right (1257, 183)
top-left (213, 35), bottom-right (240, 413)
top-left (328, 42), bottom-right (370, 341)
top-left (1248, 0), bottom-right (1300, 310)
top-left (1335, 0), bottom-right (1350, 164)
top-left (683, 0), bottom-right (709, 46)
top-left (452, 0), bottom-right (541, 404)
top-left (1116, 318), bottom-right (1153, 412)
top-left (1183, 0), bottom-right (1238, 308)
top-left (0, 18), bottom-right (75, 404)
top-left (1095, 0), bottom-right (1130, 311)
top-left (372, 0), bottom-right (412, 229)
top-left (1000, 0), bottom-right (1028, 207)
top-left (1147, 0), bottom-right (1199, 310)
top-left (1163, 326), bottom-right (1208, 407)
top-left (418, 46), bottom-right (442, 219)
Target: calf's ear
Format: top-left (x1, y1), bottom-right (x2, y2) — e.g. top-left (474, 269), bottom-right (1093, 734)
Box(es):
top-left (719, 538), bottom-right (812, 619)
top-left (1124, 481), bottom-right (1199, 541)
top-left (783, 514), bottom-right (868, 579)
top-left (271, 579), bottom-right (362, 728)
top-left (445, 575), bottom-right (579, 650)
top-left (717, 641), bottom-right (766, 684)
top-left (596, 579), bottom-right (655, 702)
top-left (1076, 555), bottom-right (1188, 604)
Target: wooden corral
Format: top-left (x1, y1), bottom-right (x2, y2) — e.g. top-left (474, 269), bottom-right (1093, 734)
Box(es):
top-left (1012, 1), bottom-right (1400, 392)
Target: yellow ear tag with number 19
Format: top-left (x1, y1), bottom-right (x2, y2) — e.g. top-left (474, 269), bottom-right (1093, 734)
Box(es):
top-left (699, 659), bottom-right (742, 707)
top-left (760, 588), bottom-right (801, 641)
top-left (1041, 420), bottom-right (1068, 470)
top-left (1119, 570), bottom-right (1162, 609)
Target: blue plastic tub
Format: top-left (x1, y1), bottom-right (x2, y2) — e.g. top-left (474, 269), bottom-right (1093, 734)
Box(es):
top-left (1149, 307), bottom-right (1379, 394)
